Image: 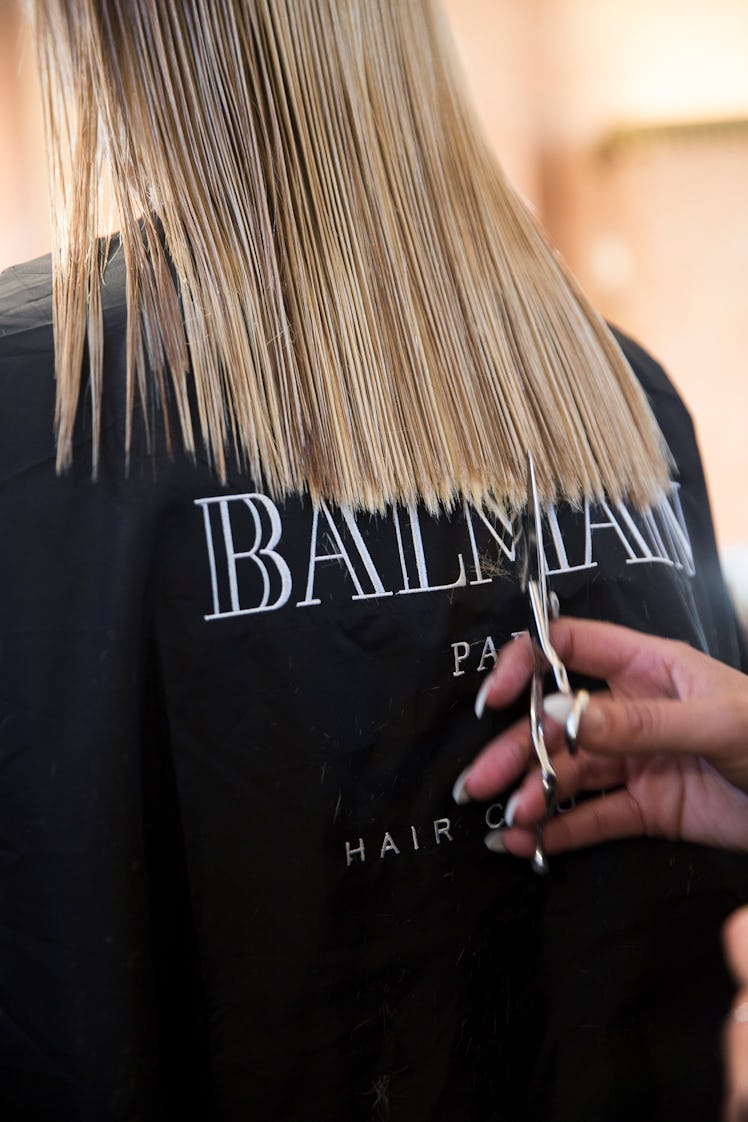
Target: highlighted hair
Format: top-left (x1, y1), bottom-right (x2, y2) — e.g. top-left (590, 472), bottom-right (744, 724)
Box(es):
top-left (31, 0), bottom-right (671, 511)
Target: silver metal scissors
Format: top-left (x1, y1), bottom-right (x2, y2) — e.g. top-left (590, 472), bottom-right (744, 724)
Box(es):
top-left (515, 453), bottom-right (584, 873)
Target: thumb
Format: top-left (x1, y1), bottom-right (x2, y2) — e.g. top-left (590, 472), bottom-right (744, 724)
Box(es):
top-left (545, 691), bottom-right (748, 788)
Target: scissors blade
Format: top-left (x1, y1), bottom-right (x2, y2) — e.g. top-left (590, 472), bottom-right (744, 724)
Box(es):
top-left (525, 452), bottom-right (569, 695)
top-left (524, 450), bottom-right (550, 673)
top-left (525, 452), bottom-right (540, 579)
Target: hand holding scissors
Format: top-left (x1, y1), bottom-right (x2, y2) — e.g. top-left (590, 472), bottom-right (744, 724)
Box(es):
top-left (508, 453), bottom-right (587, 872)
top-left (451, 453), bottom-right (587, 872)
top-left (456, 613), bottom-right (748, 857)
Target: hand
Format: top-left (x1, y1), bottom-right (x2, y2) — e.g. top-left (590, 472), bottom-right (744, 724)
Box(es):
top-left (455, 617), bottom-right (748, 855)
top-left (724, 907), bottom-right (748, 1122)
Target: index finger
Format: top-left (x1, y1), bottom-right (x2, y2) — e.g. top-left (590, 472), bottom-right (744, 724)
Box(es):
top-left (546, 617), bottom-right (685, 696)
top-left (477, 617), bottom-right (675, 721)
top-left (475, 631), bottom-right (534, 718)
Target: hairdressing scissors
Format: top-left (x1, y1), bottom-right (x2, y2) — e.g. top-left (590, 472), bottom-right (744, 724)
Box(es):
top-left (515, 453), bottom-right (586, 873)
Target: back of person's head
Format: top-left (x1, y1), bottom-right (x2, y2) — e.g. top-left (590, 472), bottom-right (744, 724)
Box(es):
top-left (31, 0), bottom-right (670, 511)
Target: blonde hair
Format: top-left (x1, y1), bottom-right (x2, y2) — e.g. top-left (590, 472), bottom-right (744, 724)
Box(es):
top-left (31, 0), bottom-right (671, 512)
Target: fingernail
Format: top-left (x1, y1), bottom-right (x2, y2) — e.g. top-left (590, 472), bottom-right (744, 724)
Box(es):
top-left (452, 767), bottom-right (472, 805)
top-left (484, 829), bottom-right (507, 853)
top-left (474, 676), bottom-right (492, 720)
top-left (578, 698), bottom-right (603, 736)
top-left (544, 692), bottom-right (574, 724)
top-left (504, 790), bottom-right (521, 828)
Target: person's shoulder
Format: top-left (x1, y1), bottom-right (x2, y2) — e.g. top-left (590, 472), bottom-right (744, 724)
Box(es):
top-left (1, 242), bottom-right (128, 339)
top-left (0, 247), bottom-right (127, 478)
top-left (0, 252), bottom-right (54, 343)
top-left (609, 323), bottom-right (700, 468)
top-left (0, 256), bottom-right (57, 476)
top-left (609, 324), bottom-right (684, 409)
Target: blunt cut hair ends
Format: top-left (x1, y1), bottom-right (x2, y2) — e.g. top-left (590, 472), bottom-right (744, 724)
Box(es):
top-left (30, 0), bottom-right (672, 513)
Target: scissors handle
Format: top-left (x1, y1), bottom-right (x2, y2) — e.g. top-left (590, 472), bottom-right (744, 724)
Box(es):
top-left (516, 452), bottom-right (578, 874)
top-left (529, 669), bottom-right (557, 875)
top-left (528, 581), bottom-right (571, 696)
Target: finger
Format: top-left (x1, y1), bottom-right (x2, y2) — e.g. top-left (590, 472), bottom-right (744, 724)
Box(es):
top-left (459, 697), bottom-right (614, 804)
top-left (725, 908), bottom-right (748, 986)
top-left (724, 982), bottom-right (748, 1122)
top-left (546, 617), bottom-right (689, 695)
top-left (500, 748), bottom-right (626, 828)
top-left (465, 681), bottom-right (611, 805)
top-left (455, 715), bottom-right (538, 803)
top-left (486, 789), bottom-right (646, 859)
top-left (487, 786), bottom-right (646, 857)
top-left (485, 825), bottom-right (543, 860)
top-left (573, 694), bottom-right (748, 787)
top-left (541, 790), bottom-right (647, 851)
top-left (474, 632), bottom-right (534, 718)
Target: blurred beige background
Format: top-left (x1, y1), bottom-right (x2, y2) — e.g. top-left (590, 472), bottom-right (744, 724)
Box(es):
top-left (443, 0), bottom-right (748, 559)
top-left (1, 1), bottom-right (747, 557)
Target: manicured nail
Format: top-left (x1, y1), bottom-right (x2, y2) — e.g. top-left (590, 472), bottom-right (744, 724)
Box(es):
top-left (484, 830), bottom-right (507, 853)
top-left (732, 1001), bottom-right (748, 1024)
top-left (452, 767), bottom-right (472, 805)
top-left (474, 676), bottom-right (492, 720)
top-left (577, 698), bottom-right (603, 736)
top-left (544, 692), bottom-right (574, 724)
top-left (504, 790), bottom-right (521, 828)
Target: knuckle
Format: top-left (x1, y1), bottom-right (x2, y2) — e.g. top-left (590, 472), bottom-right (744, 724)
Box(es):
top-left (591, 802), bottom-right (612, 840)
top-left (733, 693), bottom-right (748, 735)
top-left (553, 617), bottom-right (574, 666)
top-left (574, 753), bottom-right (595, 790)
top-left (624, 700), bottom-right (658, 743)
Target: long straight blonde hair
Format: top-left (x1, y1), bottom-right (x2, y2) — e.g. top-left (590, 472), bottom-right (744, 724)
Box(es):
top-left (31, 0), bottom-right (671, 512)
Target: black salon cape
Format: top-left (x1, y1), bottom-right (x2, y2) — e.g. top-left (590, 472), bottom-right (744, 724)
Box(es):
top-left (1, 250), bottom-right (747, 1122)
